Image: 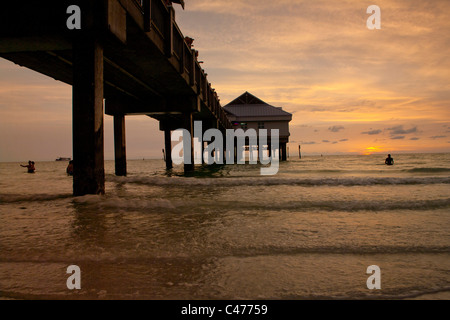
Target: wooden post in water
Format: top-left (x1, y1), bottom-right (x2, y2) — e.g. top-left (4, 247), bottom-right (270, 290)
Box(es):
top-left (299, 144), bottom-right (302, 159)
top-left (268, 140), bottom-right (272, 158)
top-left (164, 129), bottom-right (173, 169)
top-left (201, 141), bottom-right (205, 165)
top-left (183, 113), bottom-right (195, 172)
top-left (257, 139), bottom-right (261, 163)
top-left (114, 114), bottom-right (127, 176)
top-left (281, 143), bottom-right (287, 161)
top-left (72, 37), bottom-right (105, 196)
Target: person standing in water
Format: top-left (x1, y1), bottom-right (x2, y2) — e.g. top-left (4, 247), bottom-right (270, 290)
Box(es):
top-left (20, 161), bottom-right (35, 173)
top-left (385, 154), bottom-right (394, 165)
top-left (66, 160), bottom-right (74, 176)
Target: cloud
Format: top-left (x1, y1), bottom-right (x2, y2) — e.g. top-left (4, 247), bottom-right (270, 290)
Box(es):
top-left (301, 141), bottom-right (317, 145)
top-left (339, 139), bottom-right (349, 142)
top-left (322, 140), bottom-right (330, 143)
top-left (430, 135), bottom-right (447, 139)
top-left (387, 125), bottom-right (418, 135)
top-left (328, 126), bottom-right (345, 133)
top-left (410, 137), bottom-right (420, 141)
top-left (391, 136), bottom-right (405, 140)
top-left (361, 129), bottom-right (382, 135)
top-left (311, 108), bottom-right (328, 112)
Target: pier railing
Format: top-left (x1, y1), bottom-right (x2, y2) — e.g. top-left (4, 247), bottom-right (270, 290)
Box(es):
top-left (130, 0), bottom-right (231, 129)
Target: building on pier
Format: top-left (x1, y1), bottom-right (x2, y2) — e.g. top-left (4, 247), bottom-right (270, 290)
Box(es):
top-left (223, 92), bottom-right (292, 161)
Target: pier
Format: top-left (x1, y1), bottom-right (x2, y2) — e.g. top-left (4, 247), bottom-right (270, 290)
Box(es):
top-left (0, 0), bottom-right (232, 196)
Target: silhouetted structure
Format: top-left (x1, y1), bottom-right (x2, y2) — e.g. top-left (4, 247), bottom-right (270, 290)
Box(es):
top-left (223, 92), bottom-right (292, 161)
top-left (1, 0), bottom-right (231, 195)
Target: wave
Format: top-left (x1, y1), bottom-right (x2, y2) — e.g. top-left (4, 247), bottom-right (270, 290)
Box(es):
top-left (236, 198), bottom-right (450, 212)
top-left (217, 244), bottom-right (450, 257)
top-left (67, 197), bottom-right (450, 212)
top-left (0, 193), bottom-right (73, 204)
top-left (405, 167), bottom-right (450, 173)
top-left (72, 195), bottom-right (176, 210)
top-left (2, 244), bottom-right (449, 263)
top-left (2, 193), bottom-right (449, 212)
top-left (72, 194), bottom-right (450, 212)
top-left (110, 175), bottom-right (450, 187)
top-left (278, 286), bottom-right (450, 300)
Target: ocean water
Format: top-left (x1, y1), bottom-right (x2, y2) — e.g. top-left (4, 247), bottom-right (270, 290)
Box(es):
top-left (0, 153), bottom-right (449, 300)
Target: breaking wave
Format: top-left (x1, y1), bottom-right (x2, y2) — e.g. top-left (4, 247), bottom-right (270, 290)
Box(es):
top-left (110, 175), bottom-right (450, 187)
top-left (234, 198), bottom-right (450, 212)
top-left (33, 194), bottom-right (450, 212)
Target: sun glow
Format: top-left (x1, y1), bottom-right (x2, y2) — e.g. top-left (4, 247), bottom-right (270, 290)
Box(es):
top-left (363, 146), bottom-right (382, 155)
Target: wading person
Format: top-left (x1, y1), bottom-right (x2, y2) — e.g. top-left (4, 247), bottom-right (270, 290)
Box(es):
top-left (385, 154), bottom-right (394, 166)
top-left (66, 160), bottom-right (74, 176)
top-left (20, 161), bottom-right (35, 173)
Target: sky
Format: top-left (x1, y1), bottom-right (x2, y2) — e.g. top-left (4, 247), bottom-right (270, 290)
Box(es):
top-left (0, 0), bottom-right (449, 162)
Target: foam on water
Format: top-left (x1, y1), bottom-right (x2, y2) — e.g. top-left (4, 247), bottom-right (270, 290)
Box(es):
top-left (109, 174), bottom-right (450, 187)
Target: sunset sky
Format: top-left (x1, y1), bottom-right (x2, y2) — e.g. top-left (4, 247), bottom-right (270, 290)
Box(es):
top-left (0, 0), bottom-right (449, 162)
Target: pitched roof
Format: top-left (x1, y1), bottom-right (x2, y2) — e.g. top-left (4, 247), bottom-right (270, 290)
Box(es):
top-left (227, 91), bottom-right (267, 105)
top-left (223, 92), bottom-right (292, 118)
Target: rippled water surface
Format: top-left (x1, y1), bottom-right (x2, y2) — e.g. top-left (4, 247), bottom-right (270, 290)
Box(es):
top-left (0, 153), bottom-right (449, 299)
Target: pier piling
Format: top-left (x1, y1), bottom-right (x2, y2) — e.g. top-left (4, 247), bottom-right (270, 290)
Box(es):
top-left (72, 38), bottom-right (105, 196)
top-left (183, 113), bottom-right (195, 172)
top-left (281, 143), bottom-right (287, 161)
top-left (114, 114), bottom-right (127, 176)
top-left (164, 129), bottom-right (173, 170)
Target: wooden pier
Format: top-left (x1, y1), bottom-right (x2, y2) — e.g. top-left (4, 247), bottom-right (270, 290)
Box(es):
top-left (0, 0), bottom-right (232, 196)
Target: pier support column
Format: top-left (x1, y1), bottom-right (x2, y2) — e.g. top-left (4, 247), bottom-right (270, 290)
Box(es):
top-left (201, 141), bottom-right (205, 165)
top-left (281, 143), bottom-right (287, 161)
top-left (114, 114), bottom-right (127, 176)
top-left (268, 141), bottom-right (272, 158)
top-left (257, 139), bottom-right (261, 162)
top-left (183, 113), bottom-right (195, 172)
top-left (164, 129), bottom-right (173, 169)
top-left (72, 38), bottom-right (105, 196)
top-left (222, 130), bottom-right (227, 163)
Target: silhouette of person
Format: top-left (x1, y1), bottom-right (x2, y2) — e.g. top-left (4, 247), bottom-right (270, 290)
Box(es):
top-left (66, 160), bottom-right (74, 176)
top-left (385, 154), bottom-right (394, 165)
top-left (21, 160), bottom-right (35, 173)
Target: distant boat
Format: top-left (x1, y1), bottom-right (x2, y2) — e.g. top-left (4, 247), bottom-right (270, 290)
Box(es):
top-left (56, 157), bottom-right (71, 161)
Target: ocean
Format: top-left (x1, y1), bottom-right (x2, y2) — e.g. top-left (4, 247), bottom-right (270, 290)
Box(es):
top-left (0, 153), bottom-right (449, 300)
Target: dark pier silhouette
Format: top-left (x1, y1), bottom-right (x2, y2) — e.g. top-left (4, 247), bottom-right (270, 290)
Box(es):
top-left (0, 0), bottom-right (232, 196)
